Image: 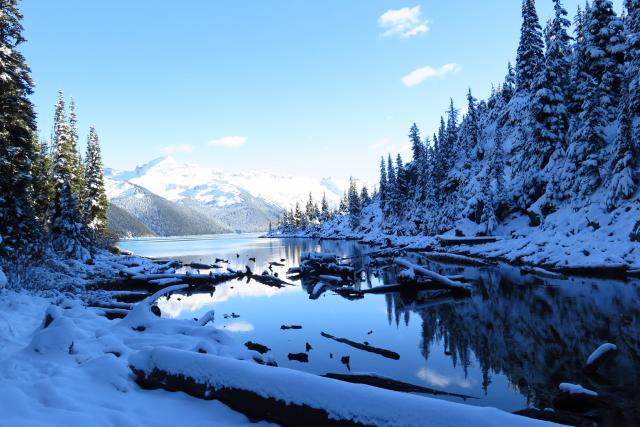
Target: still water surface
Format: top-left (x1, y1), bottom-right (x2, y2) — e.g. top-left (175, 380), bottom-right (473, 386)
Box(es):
top-left (119, 234), bottom-right (640, 415)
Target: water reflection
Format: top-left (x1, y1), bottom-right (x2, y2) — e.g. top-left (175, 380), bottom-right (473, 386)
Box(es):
top-left (120, 235), bottom-right (640, 422)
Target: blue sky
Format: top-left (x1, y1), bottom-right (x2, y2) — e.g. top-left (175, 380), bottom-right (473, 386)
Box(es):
top-left (21, 0), bottom-right (623, 182)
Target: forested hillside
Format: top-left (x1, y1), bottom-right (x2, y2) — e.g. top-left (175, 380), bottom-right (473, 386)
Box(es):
top-left (276, 0), bottom-right (640, 268)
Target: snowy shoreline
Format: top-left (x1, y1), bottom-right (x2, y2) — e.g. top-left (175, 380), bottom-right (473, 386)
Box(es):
top-left (265, 203), bottom-right (640, 279)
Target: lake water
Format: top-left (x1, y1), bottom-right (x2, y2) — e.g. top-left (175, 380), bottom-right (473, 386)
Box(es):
top-left (119, 234), bottom-right (640, 418)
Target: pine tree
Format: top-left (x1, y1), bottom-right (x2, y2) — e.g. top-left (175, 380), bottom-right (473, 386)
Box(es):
top-left (320, 193), bottom-right (330, 221)
top-left (294, 202), bottom-right (304, 228)
top-left (516, 0), bottom-right (544, 93)
top-left (82, 127), bottom-right (109, 240)
top-left (360, 185), bottom-right (371, 206)
top-left (530, 0), bottom-right (571, 171)
top-left (627, 0), bottom-right (640, 116)
top-left (606, 88), bottom-right (637, 210)
top-left (585, 0), bottom-right (626, 119)
top-left (348, 177), bottom-right (361, 219)
top-left (567, 77), bottom-right (607, 198)
top-left (339, 191), bottom-right (348, 214)
top-left (378, 157), bottom-right (387, 210)
top-left (31, 138), bottom-right (53, 231)
top-left (68, 98), bottom-right (84, 196)
top-left (0, 0), bottom-right (38, 257)
top-left (501, 62), bottom-right (516, 104)
top-left (50, 92), bottom-right (89, 259)
top-left (385, 154), bottom-right (397, 217)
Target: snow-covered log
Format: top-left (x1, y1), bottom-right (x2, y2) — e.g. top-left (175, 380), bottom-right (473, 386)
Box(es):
top-left (129, 347), bottom-right (557, 427)
top-left (422, 251), bottom-right (493, 267)
top-left (394, 258), bottom-right (471, 292)
top-left (584, 343), bottom-right (617, 374)
top-left (437, 236), bottom-right (502, 246)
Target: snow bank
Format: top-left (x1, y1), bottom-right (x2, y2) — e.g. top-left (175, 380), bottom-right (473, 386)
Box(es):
top-left (586, 343), bottom-right (617, 367)
top-left (130, 346), bottom-right (558, 427)
top-left (558, 383), bottom-right (598, 397)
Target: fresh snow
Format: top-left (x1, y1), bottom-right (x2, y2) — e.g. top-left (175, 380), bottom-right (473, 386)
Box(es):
top-left (131, 347), bottom-right (559, 427)
top-left (106, 156), bottom-right (355, 210)
top-left (558, 383), bottom-right (598, 397)
top-left (586, 343), bottom-right (617, 366)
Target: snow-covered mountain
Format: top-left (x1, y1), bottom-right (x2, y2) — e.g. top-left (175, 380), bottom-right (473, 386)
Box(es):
top-left (105, 156), bottom-right (350, 237)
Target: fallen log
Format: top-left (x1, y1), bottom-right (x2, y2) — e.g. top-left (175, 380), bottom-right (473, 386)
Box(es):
top-left (322, 373), bottom-right (477, 400)
top-left (422, 251), bottom-right (493, 267)
top-left (130, 347), bottom-right (550, 427)
top-left (394, 258), bottom-right (471, 293)
top-left (437, 236), bottom-right (501, 246)
top-left (320, 332), bottom-right (400, 360)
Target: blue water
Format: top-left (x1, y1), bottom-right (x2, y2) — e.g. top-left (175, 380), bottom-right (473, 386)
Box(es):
top-left (119, 234), bottom-right (640, 414)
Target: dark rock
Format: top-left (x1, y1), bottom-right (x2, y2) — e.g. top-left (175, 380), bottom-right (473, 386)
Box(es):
top-left (245, 341), bottom-right (271, 354)
top-left (288, 352), bottom-right (309, 363)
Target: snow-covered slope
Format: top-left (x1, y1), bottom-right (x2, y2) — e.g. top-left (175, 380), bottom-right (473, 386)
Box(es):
top-left (107, 156), bottom-right (346, 209)
top-left (106, 157), bottom-right (350, 237)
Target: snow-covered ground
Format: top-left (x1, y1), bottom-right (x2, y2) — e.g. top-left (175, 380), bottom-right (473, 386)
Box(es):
top-left (269, 197), bottom-right (640, 271)
top-left (0, 252), bottom-right (560, 426)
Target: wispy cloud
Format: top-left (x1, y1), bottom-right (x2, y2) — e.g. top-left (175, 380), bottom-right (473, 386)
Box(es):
top-left (402, 63), bottom-right (461, 87)
top-left (207, 135), bottom-right (248, 148)
top-left (161, 144), bottom-right (193, 155)
top-left (417, 368), bottom-right (473, 389)
top-left (379, 6), bottom-right (429, 38)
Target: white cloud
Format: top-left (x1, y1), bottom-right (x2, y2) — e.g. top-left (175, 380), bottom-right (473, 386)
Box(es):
top-left (379, 6), bottom-right (429, 38)
top-left (207, 135), bottom-right (248, 148)
top-left (402, 63), bottom-right (461, 87)
top-left (161, 144), bottom-right (193, 155)
top-left (417, 368), bottom-right (473, 389)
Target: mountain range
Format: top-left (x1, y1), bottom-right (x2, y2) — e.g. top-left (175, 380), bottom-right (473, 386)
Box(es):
top-left (105, 156), bottom-right (349, 238)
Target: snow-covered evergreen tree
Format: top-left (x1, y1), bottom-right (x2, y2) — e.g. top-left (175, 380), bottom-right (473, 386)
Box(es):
top-left (606, 87), bottom-right (637, 210)
top-left (348, 177), bottom-right (361, 223)
top-left (585, 0), bottom-right (626, 119)
top-left (82, 126), bottom-right (108, 240)
top-left (378, 157), bottom-right (387, 211)
top-left (566, 77), bottom-right (608, 198)
top-left (68, 98), bottom-right (85, 197)
top-left (360, 185), bottom-right (371, 206)
top-left (50, 92), bottom-right (89, 259)
top-left (0, 0), bottom-right (38, 257)
top-left (32, 138), bottom-right (53, 232)
top-left (628, 0), bottom-right (640, 116)
top-left (320, 193), bottom-right (331, 222)
top-left (515, 0), bottom-right (544, 93)
top-left (531, 0), bottom-right (571, 164)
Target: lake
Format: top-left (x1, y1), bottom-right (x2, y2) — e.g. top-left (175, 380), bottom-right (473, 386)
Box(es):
top-left (119, 233), bottom-right (640, 420)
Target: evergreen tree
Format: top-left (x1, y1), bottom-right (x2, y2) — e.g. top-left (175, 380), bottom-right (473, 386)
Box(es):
top-left (606, 88), bottom-right (637, 210)
top-left (348, 177), bottom-right (361, 218)
top-left (530, 0), bottom-right (571, 171)
top-left (0, 0), bottom-right (38, 257)
top-left (501, 62), bottom-right (516, 104)
top-left (566, 78), bottom-right (607, 198)
top-left (626, 0), bottom-right (640, 116)
top-left (82, 127), bottom-right (108, 240)
top-left (294, 202), bottom-right (304, 228)
top-left (320, 193), bottom-right (330, 221)
top-left (360, 185), bottom-right (371, 206)
top-left (515, 0), bottom-right (544, 93)
top-left (585, 0), bottom-right (626, 119)
top-left (50, 92), bottom-right (88, 259)
top-left (68, 98), bottom-right (84, 197)
top-left (378, 157), bottom-right (387, 210)
top-left (385, 154), bottom-right (397, 217)
top-left (339, 191), bottom-right (348, 214)
top-left (31, 138), bottom-right (53, 231)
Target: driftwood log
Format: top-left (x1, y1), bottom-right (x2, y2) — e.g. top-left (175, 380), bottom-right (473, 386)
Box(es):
top-left (129, 347), bottom-right (545, 427)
